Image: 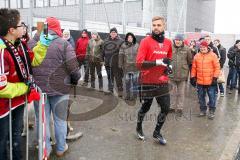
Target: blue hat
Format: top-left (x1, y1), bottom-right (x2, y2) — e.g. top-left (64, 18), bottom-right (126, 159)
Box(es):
top-left (174, 34), bottom-right (184, 41)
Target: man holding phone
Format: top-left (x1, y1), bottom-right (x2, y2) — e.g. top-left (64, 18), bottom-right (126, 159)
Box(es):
top-left (31, 17), bottom-right (80, 158)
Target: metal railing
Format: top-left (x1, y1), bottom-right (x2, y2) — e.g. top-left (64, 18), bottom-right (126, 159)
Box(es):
top-left (8, 86), bottom-right (47, 160)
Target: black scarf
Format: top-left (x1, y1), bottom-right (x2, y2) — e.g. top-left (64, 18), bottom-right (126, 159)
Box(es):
top-left (152, 31), bottom-right (165, 43)
top-left (2, 38), bottom-right (32, 83)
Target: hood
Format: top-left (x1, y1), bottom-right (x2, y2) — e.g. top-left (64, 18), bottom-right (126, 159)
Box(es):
top-left (46, 17), bottom-right (62, 37)
top-left (125, 32), bottom-right (136, 45)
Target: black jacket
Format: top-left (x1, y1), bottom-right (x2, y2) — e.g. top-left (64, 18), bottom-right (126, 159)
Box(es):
top-left (102, 36), bottom-right (124, 67)
top-left (209, 42), bottom-right (219, 58)
top-left (217, 44), bottom-right (226, 68)
top-left (227, 45), bottom-right (240, 68)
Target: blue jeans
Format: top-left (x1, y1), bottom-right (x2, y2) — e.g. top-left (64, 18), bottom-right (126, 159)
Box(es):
top-left (216, 83), bottom-right (224, 93)
top-left (197, 85), bottom-right (217, 112)
top-left (0, 105), bottom-right (24, 160)
top-left (35, 95), bottom-right (69, 156)
top-left (230, 68), bottom-right (240, 90)
top-left (124, 72), bottom-right (138, 100)
top-left (228, 67), bottom-right (238, 89)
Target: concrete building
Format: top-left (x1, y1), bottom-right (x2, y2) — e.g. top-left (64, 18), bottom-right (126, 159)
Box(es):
top-left (0, 0), bottom-right (216, 33)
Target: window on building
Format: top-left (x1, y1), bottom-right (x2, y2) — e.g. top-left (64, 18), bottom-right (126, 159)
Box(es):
top-left (66, 0), bottom-right (76, 5)
top-left (23, 0), bottom-right (30, 8)
top-left (36, 0), bottom-right (44, 7)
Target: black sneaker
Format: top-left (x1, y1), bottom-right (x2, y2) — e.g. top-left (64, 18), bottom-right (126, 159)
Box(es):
top-left (136, 124), bottom-right (145, 141)
top-left (153, 131), bottom-right (167, 145)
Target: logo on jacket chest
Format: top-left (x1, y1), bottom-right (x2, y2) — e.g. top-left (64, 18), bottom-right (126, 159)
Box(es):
top-left (152, 43), bottom-right (167, 55)
top-left (153, 51), bottom-right (167, 55)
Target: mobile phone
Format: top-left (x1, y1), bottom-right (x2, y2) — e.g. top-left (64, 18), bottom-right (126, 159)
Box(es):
top-left (43, 22), bottom-right (48, 37)
top-left (36, 22), bottom-right (44, 35)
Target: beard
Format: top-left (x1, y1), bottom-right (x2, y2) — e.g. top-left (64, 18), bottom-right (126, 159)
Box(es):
top-left (151, 31), bottom-right (165, 43)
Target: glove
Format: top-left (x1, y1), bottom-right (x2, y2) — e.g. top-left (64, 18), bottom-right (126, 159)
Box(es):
top-left (70, 71), bottom-right (81, 86)
top-left (27, 88), bottom-right (40, 103)
top-left (190, 77), bottom-right (197, 87)
top-left (164, 65), bottom-right (173, 75)
top-left (39, 33), bottom-right (54, 46)
top-left (156, 58), bottom-right (171, 66)
top-left (211, 77), bottom-right (218, 86)
top-left (162, 58), bottom-right (171, 65)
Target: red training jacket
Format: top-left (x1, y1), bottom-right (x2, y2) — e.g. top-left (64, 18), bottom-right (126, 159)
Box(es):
top-left (136, 36), bottom-right (172, 84)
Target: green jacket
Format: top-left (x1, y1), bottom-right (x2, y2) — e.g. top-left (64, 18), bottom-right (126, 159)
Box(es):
top-left (86, 37), bottom-right (104, 63)
top-left (119, 42), bottom-right (139, 73)
top-left (169, 44), bottom-right (192, 81)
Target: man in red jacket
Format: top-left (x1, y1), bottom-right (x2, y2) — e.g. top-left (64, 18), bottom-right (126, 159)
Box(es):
top-left (136, 16), bottom-right (172, 145)
top-left (75, 29), bottom-right (90, 85)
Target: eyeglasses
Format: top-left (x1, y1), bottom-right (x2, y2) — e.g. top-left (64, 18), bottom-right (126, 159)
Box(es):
top-left (15, 22), bottom-right (27, 28)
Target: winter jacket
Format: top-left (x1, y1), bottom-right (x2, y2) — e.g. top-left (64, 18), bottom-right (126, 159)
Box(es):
top-left (169, 44), bottom-right (192, 81)
top-left (227, 46), bottom-right (240, 68)
top-left (102, 36), bottom-right (124, 67)
top-left (136, 36), bottom-right (172, 85)
top-left (67, 36), bottom-right (75, 49)
top-left (191, 51), bottom-right (220, 86)
top-left (217, 44), bottom-right (226, 68)
top-left (0, 37), bottom-right (48, 118)
top-left (86, 36), bottom-right (104, 63)
top-left (119, 33), bottom-right (139, 73)
top-left (31, 30), bottom-right (80, 96)
top-left (75, 36), bottom-right (89, 62)
top-left (209, 42), bottom-right (219, 57)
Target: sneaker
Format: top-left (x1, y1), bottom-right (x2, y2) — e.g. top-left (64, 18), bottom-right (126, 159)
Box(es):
top-left (220, 92), bottom-right (224, 97)
top-left (199, 111), bottom-right (206, 117)
top-left (66, 132), bottom-right (83, 141)
top-left (136, 124), bottom-right (145, 141)
top-left (208, 111), bottom-right (215, 120)
top-left (153, 131), bottom-right (167, 145)
top-left (228, 90), bottom-right (233, 94)
top-left (56, 143), bottom-right (68, 157)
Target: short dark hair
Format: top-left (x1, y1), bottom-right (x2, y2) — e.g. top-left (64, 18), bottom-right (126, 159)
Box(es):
top-left (214, 39), bottom-right (220, 43)
top-left (0, 8), bottom-right (20, 36)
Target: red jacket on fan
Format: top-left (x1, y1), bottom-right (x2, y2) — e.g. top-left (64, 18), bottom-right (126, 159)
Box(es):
top-left (75, 36), bottom-right (89, 61)
top-left (136, 36), bottom-right (172, 84)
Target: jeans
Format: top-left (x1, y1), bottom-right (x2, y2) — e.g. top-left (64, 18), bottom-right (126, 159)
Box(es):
top-left (231, 68), bottom-right (240, 90)
top-left (216, 83), bottom-right (224, 93)
top-left (124, 72), bottom-right (138, 100)
top-left (197, 85), bottom-right (217, 112)
top-left (227, 67), bottom-right (238, 88)
top-left (78, 59), bottom-right (89, 83)
top-left (0, 105), bottom-right (24, 160)
top-left (34, 95), bottom-right (69, 156)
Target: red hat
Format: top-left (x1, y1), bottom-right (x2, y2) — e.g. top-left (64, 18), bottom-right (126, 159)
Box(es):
top-left (200, 41), bottom-right (208, 48)
top-left (46, 17), bottom-right (62, 37)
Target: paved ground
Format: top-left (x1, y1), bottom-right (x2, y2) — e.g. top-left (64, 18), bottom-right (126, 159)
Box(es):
top-left (24, 75), bottom-right (240, 160)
